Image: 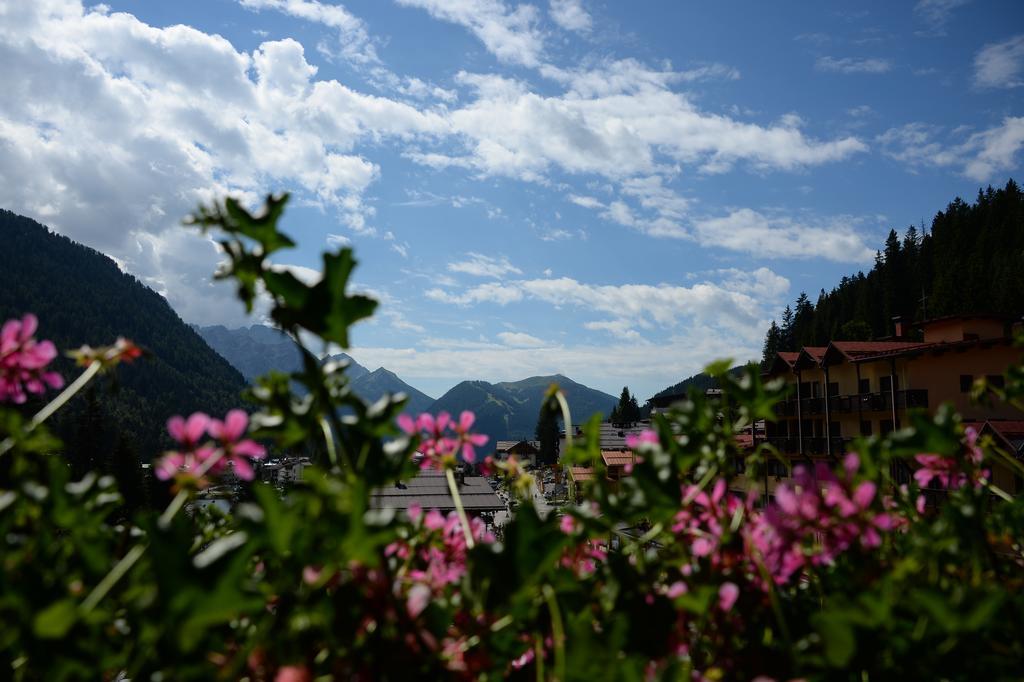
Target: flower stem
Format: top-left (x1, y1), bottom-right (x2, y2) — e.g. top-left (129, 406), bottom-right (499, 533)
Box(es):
top-left (319, 416), bottom-right (338, 467)
top-left (79, 543), bottom-right (146, 614)
top-left (85, 447), bottom-right (230, 615)
top-left (542, 584), bottom-right (566, 682)
top-left (446, 467), bottom-right (475, 549)
top-left (0, 360), bottom-right (102, 457)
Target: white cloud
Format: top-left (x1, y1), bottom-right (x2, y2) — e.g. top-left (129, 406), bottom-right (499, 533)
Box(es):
top-left (815, 56), bottom-right (892, 74)
top-left (238, 0), bottom-right (380, 65)
top-left (447, 252), bottom-right (523, 278)
top-left (914, 0), bottom-right (970, 37)
top-left (974, 35), bottom-right (1024, 89)
top-left (878, 118), bottom-right (1024, 181)
top-left (497, 331), bottom-right (547, 347)
top-left (540, 58), bottom-right (738, 98)
top-left (716, 267), bottom-right (791, 299)
top-left (395, 0), bottom-right (545, 68)
top-left (962, 118), bottom-right (1024, 180)
top-left (692, 209), bottom-right (876, 262)
top-left (435, 71), bottom-right (865, 181)
top-left (549, 0), bottom-right (591, 33)
top-left (425, 272), bottom-right (773, 344)
top-left (0, 1), bottom-right (451, 325)
top-left (426, 282), bottom-right (524, 305)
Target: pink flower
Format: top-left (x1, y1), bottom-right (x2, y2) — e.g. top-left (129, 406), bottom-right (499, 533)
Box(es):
top-left (453, 410), bottom-right (488, 463)
top-left (406, 583), bottom-right (431, 617)
top-left (398, 411), bottom-right (486, 470)
top-left (718, 582), bottom-right (739, 612)
top-left (626, 429), bottom-right (659, 450)
top-left (156, 409), bottom-right (264, 485)
top-left (748, 456), bottom-right (895, 585)
top-left (913, 429), bottom-right (988, 490)
top-left (0, 314), bottom-right (63, 404)
top-left (274, 665), bottom-right (311, 682)
top-left (559, 514), bottom-right (579, 535)
top-left (208, 409), bottom-right (266, 480)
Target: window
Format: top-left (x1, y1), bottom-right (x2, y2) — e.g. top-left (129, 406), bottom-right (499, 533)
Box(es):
top-left (860, 420), bottom-right (872, 436)
top-left (829, 422), bottom-right (841, 437)
top-left (799, 381), bottom-right (812, 397)
top-left (734, 456), bottom-right (746, 475)
top-left (814, 420), bottom-right (824, 438)
top-left (880, 375), bottom-right (899, 392)
top-left (828, 382), bottom-right (840, 397)
top-left (986, 375), bottom-right (1006, 390)
top-left (880, 419), bottom-right (894, 435)
top-left (959, 374), bottom-right (974, 393)
top-left (858, 378), bottom-right (870, 394)
top-left (766, 459), bottom-right (788, 477)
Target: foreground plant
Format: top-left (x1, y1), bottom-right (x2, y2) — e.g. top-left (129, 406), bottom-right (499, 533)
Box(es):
top-left (2, 195), bottom-right (1023, 681)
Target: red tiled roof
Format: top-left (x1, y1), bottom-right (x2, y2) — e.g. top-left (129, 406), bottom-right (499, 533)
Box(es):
top-left (985, 421), bottom-right (1024, 438)
top-left (803, 346), bottom-right (827, 360)
top-left (601, 450), bottom-right (634, 467)
top-left (832, 340), bottom-right (929, 355)
top-left (570, 466), bottom-right (595, 481)
top-left (777, 352), bottom-right (800, 365)
top-left (734, 433), bottom-right (753, 449)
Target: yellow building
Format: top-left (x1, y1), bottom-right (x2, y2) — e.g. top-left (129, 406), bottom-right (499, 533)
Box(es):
top-left (761, 315), bottom-right (1023, 493)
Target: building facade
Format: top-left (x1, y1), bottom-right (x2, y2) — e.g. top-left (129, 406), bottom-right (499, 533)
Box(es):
top-left (760, 315), bottom-right (1023, 493)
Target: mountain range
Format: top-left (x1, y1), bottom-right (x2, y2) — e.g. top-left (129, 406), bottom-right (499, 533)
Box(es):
top-left (199, 326), bottom-right (617, 445)
top-left (1, 206), bottom-right (623, 458)
top-left (196, 324), bottom-right (435, 414)
top-left (430, 374), bottom-right (617, 445)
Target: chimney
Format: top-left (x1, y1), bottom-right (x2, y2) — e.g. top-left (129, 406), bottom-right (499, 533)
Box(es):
top-left (892, 315), bottom-right (904, 339)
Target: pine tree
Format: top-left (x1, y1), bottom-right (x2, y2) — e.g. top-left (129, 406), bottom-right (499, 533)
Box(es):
top-left (762, 320), bottom-right (782, 366)
top-left (780, 306), bottom-right (795, 351)
top-left (534, 405), bottom-right (559, 466)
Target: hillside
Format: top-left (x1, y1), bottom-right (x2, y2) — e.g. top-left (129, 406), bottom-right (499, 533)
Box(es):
top-left (763, 179), bottom-right (1024, 359)
top-left (351, 368), bottom-right (435, 414)
top-left (0, 209), bottom-right (247, 459)
top-left (196, 324), bottom-right (369, 382)
top-left (197, 325), bottom-right (433, 412)
top-left (650, 365), bottom-right (747, 401)
top-left (430, 374), bottom-right (616, 446)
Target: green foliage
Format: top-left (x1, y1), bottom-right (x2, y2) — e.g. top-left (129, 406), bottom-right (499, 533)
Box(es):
top-left (2, 194), bottom-right (1024, 680)
top-left (766, 179), bottom-right (1024, 348)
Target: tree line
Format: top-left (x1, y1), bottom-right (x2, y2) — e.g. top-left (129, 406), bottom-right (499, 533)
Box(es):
top-left (763, 179), bottom-right (1024, 363)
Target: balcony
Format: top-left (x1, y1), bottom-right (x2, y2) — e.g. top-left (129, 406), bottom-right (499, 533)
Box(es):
top-left (764, 436), bottom-right (851, 456)
top-left (775, 390), bottom-right (929, 417)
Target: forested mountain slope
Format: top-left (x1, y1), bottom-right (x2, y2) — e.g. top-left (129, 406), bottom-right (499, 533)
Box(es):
top-left (0, 209), bottom-right (247, 459)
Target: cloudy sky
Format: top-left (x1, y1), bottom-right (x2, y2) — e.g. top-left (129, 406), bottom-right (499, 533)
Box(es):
top-left (1, 0), bottom-right (1023, 400)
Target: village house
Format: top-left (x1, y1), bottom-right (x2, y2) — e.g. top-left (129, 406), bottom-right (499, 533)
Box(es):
top-left (754, 314), bottom-right (1024, 496)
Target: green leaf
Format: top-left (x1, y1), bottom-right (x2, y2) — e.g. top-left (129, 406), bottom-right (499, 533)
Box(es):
top-left (33, 599), bottom-right (77, 639)
top-left (816, 612), bottom-right (856, 667)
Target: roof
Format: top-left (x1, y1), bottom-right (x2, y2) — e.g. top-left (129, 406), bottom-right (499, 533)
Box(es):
top-left (569, 466), bottom-right (595, 482)
top-left (370, 469), bottom-right (505, 513)
top-left (601, 450), bottom-right (635, 467)
top-left (495, 440), bottom-right (539, 453)
top-left (773, 334), bottom-right (1014, 372)
top-left (822, 340), bottom-right (932, 366)
top-left (977, 420), bottom-right (1024, 455)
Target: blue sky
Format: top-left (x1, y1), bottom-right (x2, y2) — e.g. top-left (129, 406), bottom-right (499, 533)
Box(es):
top-left (1, 0), bottom-right (1022, 400)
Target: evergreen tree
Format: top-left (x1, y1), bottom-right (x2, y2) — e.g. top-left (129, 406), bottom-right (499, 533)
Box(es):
top-left (762, 320), bottom-right (782, 366)
top-left (612, 387), bottom-right (641, 425)
top-left (780, 306), bottom-right (795, 350)
top-left (757, 179), bottom-right (1024, 348)
top-left (534, 403), bottom-right (560, 466)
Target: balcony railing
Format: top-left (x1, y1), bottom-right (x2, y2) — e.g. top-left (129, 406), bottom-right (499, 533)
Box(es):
top-left (764, 436), bottom-right (851, 456)
top-left (774, 389), bottom-right (929, 417)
